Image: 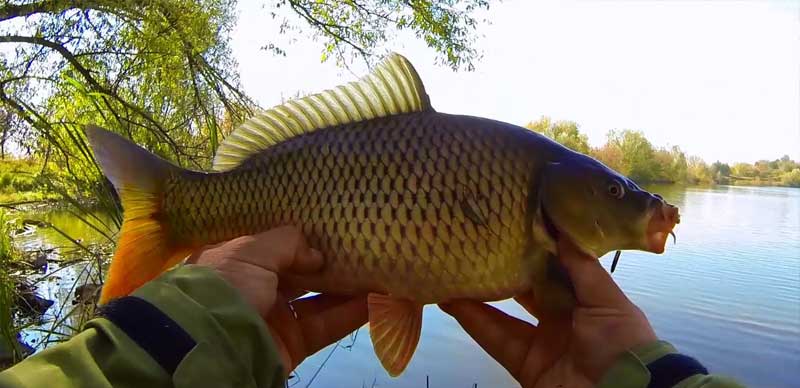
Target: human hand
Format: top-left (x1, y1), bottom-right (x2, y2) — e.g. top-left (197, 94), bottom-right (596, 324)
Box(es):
top-left (186, 226), bottom-right (368, 374)
top-left (440, 238), bottom-right (657, 387)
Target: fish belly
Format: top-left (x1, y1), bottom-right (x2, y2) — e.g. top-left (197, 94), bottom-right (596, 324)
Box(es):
top-left (164, 112), bottom-right (541, 303)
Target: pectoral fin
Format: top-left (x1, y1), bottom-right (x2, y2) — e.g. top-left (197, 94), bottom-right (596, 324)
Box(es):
top-left (367, 293), bottom-right (423, 377)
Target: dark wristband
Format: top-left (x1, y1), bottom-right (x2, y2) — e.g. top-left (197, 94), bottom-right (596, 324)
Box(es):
top-left (647, 353), bottom-right (709, 388)
top-left (98, 296), bottom-right (196, 374)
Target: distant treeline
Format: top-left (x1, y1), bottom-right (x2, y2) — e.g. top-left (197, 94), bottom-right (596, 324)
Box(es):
top-left (525, 117), bottom-right (800, 187)
top-left (3, 116), bottom-right (798, 205)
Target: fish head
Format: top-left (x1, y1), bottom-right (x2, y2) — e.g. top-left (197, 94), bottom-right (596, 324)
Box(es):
top-left (539, 154), bottom-right (680, 257)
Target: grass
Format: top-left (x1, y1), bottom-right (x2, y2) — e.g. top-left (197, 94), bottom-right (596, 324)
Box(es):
top-left (0, 159), bottom-right (58, 205)
top-left (0, 210), bottom-right (24, 368)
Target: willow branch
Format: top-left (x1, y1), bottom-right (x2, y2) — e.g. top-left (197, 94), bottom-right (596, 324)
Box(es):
top-left (0, 34), bottom-right (182, 159)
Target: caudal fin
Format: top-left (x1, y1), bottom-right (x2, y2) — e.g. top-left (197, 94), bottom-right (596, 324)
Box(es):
top-left (85, 125), bottom-right (190, 304)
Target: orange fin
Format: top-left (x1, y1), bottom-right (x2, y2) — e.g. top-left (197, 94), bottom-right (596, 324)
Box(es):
top-left (100, 220), bottom-right (190, 304)
top-left (368, 293), bottom-right (423, 377)
top-left (85, 125), bottom-right (189, 304)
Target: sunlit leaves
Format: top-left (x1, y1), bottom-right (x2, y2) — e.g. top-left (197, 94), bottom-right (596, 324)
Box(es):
top-left (274, 0), bottom-right (491, 70)
top-left (525, 116), bottom-right (590, 155)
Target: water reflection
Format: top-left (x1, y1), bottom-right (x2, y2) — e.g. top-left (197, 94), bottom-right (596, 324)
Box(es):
top-left (13, 209), bottom-right (113, 350)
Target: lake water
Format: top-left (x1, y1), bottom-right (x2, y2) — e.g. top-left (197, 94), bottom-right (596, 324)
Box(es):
top-left (13, 185), bottom-right (800, 387)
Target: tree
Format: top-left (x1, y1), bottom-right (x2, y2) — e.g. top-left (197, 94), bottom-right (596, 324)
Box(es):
top-left (605, 129), bottom-right (659, 183)
top-left (687, 156), bottom-right (712, 184)
top-left (0, 0), bottom-right (493, 202)
top-left (777, 155), bottom-right (796, 173)
top-left (273, 0), bottom-right (491, 70)
top-left (731, 163), bottom-right (757, 179)
top-left (652, 148), bottom-right (675, 182)
top-left (0, 106), bottom-right (30, 159)
top-left (709, 161), bottom-right (731, 184)
top-left (710, 161), bottom-right (731, 177)
top-left (591, 143), bottom-right (624, 172)
top-left (781, 169), bottom-right (800, 187)
top-left (668, 146), bottom-right (688, 184)
top-left (754, 160), bottom-right (772, 179)
top-left (525, 116), bottom-right (590, 155)
top-left (1, 0), bottom-right (252, 173)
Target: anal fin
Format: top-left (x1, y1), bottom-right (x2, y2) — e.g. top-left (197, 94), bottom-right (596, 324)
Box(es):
top-left (368, 293), bottom-right (423, 377)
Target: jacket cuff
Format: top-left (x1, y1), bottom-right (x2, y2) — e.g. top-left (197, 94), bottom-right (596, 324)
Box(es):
top-left (598, 341), bottom-right (677, 388)
top-left (128, 265), bottom-right (284, 387)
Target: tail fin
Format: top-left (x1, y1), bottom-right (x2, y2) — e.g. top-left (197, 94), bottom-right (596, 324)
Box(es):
top-left (85, 125), bottom-right (190, 304)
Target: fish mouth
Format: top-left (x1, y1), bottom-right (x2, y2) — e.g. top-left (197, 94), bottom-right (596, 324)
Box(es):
top-left (645, 201), bottom-right (680, 253)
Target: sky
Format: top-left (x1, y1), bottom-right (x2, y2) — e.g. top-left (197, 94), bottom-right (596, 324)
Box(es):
top-left (230, 0), bottom-right (800, 164)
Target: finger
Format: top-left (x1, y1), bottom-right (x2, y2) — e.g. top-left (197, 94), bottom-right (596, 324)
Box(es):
top-left (557, 237), bottom-right (629, 308)
top-left (231, 226), bottom-right (324, 273)
top-left (185, 241), bottom-right (225, 264)
top-left (291, 294), bottom-right (354, 318)
top-left (439, 300), bottom-right (536, 380)
top-left (296, 295), bottom-right (368, 357)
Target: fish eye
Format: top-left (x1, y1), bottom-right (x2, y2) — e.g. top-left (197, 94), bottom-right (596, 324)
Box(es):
top-left (608, 182), bottom-right (625, 199)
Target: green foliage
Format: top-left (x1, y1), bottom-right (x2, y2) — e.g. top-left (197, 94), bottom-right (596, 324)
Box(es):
top-left (782, 169), bottom-right (800, 187)
top-left (666, 146), bottom-right (689, 184)
top-left (274, 0), bottom-right (491, 70)
top-left (687, 156), bottom-right (714, 185)
top-left (525, 117), bottom-right (590, 154)
top-left (709, 161), bottom-right (731, 184)
top-left (592, 132), bottom-right (691, 185)
top-left (0, 210), bottom-right (23, 367)
top-left (0, 1), bottom-right (492, 202)
top-left (0, 1), bottom-right (495, 365)
top-left (528, 118), bottom-right (800, 187)
top-left (727, 156), bottom-right (800, 187)
top-left (0, 0), bottom-right (259, 221)
top-left (0, 158), bottom-right (56, 203)
top-left (603, 130), bottom-right (660, 182)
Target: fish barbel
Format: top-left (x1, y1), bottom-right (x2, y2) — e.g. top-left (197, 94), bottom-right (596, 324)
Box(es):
top-left (86, 53), bottom-right (680, 376)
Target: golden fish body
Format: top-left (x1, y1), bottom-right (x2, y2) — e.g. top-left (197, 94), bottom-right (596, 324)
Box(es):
top-left (164, 112), bottom-right (551, 304)
top-left (88, 53), bottom-right (678, 376)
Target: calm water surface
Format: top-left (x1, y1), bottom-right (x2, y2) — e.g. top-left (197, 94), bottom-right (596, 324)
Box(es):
top-left (15, 186), bottom-right (800, 387)
top-left (13, 210), bottom-right (115, 348)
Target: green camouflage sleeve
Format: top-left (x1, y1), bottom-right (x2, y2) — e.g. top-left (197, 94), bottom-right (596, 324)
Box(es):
top-left (599, 340), bottom-right (746, 388)
top-left (0, 265), bottom-right (285, 388)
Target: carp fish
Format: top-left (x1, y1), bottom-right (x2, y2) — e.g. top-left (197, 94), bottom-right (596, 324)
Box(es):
top-left (86, 53), bottom-right (680, 376)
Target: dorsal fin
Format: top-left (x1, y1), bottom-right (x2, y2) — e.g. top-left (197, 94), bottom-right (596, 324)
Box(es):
top-left (212, 53), bottom-right (432, 171)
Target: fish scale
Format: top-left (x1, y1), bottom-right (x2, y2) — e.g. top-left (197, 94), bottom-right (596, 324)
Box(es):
top-left (87, 53), bottom-right (679, 376)
top-left (163, 112), bottom-right (538, 303)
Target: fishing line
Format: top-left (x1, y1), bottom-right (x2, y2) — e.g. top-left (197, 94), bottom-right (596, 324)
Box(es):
top-left (610, 250), bottom-right (622, 273)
